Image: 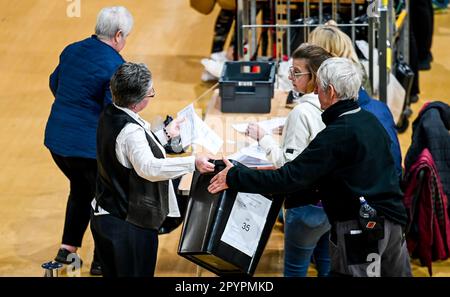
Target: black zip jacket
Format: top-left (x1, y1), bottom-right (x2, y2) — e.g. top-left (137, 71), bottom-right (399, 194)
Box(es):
top-left (227, 100), bottom-right (408, 226)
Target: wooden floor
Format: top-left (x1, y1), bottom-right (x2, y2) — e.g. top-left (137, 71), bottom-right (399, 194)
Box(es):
top-left (0, 0), bottom-right (448, 277)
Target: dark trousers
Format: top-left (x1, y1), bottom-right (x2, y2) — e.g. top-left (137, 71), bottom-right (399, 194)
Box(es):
top-left (90, 212), bottom-right (159, 277)
top-left (329, 219), bottom-right (412, 277)
top-left (411, 0), bottom-right (434, 62)
top-left (211, 9), bottom-right (235, 53)
top-left (410, 0), bottom-right (434, 95)
top-left (51, 152), bottom-right (97, 247)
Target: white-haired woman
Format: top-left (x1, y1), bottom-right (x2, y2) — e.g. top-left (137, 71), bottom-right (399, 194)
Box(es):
top-left (44, 6), bottom-right (134, 275)
top-left (91, 62), bottom-right (214, 277)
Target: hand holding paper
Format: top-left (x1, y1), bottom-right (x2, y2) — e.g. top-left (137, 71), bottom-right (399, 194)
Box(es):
top-left (165, 116), bottom-right (185, 138)
top-left (232, 117), bottom-right (286, 136)
top-left (177, 104), bottom-right (223, 154)
top-left (272, 125), bottom-right (284, 135)
top-left (246, 122), bottom-right (267, 141)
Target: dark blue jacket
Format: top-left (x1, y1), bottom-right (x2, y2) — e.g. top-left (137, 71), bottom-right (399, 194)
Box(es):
top-left (44, 35), bottom-right (125, 159)
top-left (358, 88), bottom-right (403, 179)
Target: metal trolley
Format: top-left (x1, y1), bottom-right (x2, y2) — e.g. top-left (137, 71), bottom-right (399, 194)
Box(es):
top-left (234, 0), bottom-right (412, 129)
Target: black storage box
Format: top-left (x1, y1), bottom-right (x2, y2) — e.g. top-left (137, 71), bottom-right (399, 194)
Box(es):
top-left (177, 160), bottom-right (283, 276)
top-left (219, 61), bottom-right (276, 113)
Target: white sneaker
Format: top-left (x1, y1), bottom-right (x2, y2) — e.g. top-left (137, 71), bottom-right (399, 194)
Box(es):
top-left (201, 70), bottom-right (217, 82)
top-left (201, 58), bottom-right (224, 78)
top-left (210, 51), bottom-right (228, 62)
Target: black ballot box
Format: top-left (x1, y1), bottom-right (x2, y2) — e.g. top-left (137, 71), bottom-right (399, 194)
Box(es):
top-left (219, 61), bottom-right (276, 113)
top-left (177, 160), bottom-right (283, 276)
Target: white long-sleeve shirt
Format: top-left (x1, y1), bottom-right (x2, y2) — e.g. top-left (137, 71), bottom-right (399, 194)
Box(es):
top-left (93, 104), bottom-right (195, 217)
top-left (258, 93), bottom-right (325, 168)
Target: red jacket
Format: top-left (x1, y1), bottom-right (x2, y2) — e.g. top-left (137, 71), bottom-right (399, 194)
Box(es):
top-left (403, 148), bottom-right (450, 276)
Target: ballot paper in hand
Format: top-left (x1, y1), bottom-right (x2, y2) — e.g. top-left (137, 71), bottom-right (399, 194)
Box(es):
top-left (231, 123), bottom-right (248, 134)
top-left (177, 104), bottom-right (223, 154)
top-left (232, 117), bottom-right (286, 134)
top-left (177, 104), bottom-right (196, 146)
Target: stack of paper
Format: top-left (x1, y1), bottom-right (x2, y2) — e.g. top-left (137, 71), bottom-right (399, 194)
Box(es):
top-left (228, 144), bottom-right (272, 168)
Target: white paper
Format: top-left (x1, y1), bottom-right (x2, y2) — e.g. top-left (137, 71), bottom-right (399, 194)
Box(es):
top-left (387, 73), bottom-right (406, 124)
top-left (258, 117), bottom-right (286, 134)
top-left (227, 152), bottom-right (272, 167)
top-left (231, 123), bottom-right (248, 133)
top-left (177, 103), bottom-right (223, 154)
top-left (192, 117), bottom-right (223, 154)
top-left (235, 155), bottom-right (273, 167)
top-left (177, 104), bottom-right (196, 147)
top-left (227, 150), bottom-right (245, 162)
top-left (356, 40), bottom-right (370, 60)
top-left (240, 144), bottom-right (268, 161)
top-left (227, 144), bottom-right (272, 167)
top-left (220, 193), bottom-right (272, 257)
top-left (232, 117), bottom-right (286, 134)
top-left (356, 40), bottom-right (405, 125)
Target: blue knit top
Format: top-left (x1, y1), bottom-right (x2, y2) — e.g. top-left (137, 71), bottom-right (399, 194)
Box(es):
top-left (45, 35), bottom-right (125, 159)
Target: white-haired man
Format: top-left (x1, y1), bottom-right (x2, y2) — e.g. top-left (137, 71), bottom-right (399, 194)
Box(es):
top-left (208, 57), bottom-right (412, 277)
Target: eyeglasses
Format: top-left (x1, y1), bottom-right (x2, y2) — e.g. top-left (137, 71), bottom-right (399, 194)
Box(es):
top-left (288, 66), bottom-right (310, 80)
top-left (146, 87), bottom-right (156, 98)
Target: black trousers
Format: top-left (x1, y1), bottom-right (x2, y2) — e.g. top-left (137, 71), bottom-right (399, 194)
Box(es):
top-left (51, 152), bottom-right (97, 247)
top-left (411, 0), bottom-right (434, 62)
top-left (410, 0), bottom-right (434, 96)
top-left (90, 212), bottom-right (159, 277)
top-left (211, 9), bottom-right (235, 54)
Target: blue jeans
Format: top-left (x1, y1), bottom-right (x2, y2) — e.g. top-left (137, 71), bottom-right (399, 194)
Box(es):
top-left (284, 204), bottom-right (331, 277)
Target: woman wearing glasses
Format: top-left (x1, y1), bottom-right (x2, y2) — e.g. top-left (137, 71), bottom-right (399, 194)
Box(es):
top-left (91, 62), bottom-right (215, 277)
top-left (245, 43), bottom-right (332, 277)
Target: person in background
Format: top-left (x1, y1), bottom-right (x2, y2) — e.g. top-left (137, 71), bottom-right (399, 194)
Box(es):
top-left (245, 44), bottom-right (332, 277)
top-left (91, 62), bottom-right (214, 277)
top-left (309, 24), bottom-right (403, 180)
top-left (197, 0), bottom-right (272, 81)
top-left (190, 0), bottom-right (236, 81)
top-left (209, 58), bottom-right (412, 277)
top-left (411, 0), bottom-right (434, 71)
top-left (409, 0), bottom-right (434, 103)
top-left (44, 6), bottom-right (133, 275)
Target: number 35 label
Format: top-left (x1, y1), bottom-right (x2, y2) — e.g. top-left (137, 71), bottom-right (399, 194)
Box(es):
top-left (221, 193), bottom-right (272, 257)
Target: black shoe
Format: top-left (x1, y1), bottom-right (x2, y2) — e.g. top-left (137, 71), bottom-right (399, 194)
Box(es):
top-left (410, 94), bottom-right (419, 103)
top-left (418, 60), bottom-right (431, 71)
top-left (90, 261), bottom-right (102, 276)
top-left (418, 53), bottom-right (433, 71)
top-left (54, 248), bottom-right (83, 266)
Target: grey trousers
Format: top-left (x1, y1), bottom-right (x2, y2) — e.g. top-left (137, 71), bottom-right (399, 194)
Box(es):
top-left (329, 218), bottom-right (412, 277)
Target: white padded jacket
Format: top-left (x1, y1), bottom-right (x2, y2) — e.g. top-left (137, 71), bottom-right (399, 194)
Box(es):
top-left (258, 92), bottom-right (325, 168)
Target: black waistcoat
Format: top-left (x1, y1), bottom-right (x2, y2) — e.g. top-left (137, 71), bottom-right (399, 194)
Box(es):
top-left (95, 104), bottom-right (169, 230)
